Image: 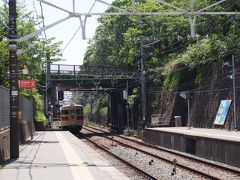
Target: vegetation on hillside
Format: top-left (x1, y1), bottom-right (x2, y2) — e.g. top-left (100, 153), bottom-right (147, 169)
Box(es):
top-left (84, 0), bottom-right (240, 85)
top-left (82, 0), bottom-right (240, 123)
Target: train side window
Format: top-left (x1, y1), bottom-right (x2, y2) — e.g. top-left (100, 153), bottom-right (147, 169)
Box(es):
top-left (61, 110), bottom-right (69, 114)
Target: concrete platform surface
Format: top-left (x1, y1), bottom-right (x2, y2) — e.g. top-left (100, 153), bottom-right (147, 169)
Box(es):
top-left (148, 127), bottom-right (240, 142)
top-left (0, 131), bottom-right (129, 180)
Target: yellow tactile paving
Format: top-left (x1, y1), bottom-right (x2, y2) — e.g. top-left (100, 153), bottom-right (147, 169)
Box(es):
top-left (55, 132), bottom-right (95, 180)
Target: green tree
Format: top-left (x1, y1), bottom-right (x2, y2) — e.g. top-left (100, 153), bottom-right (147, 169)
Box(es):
top-left (0, 2), bottom-right (62, 125)
top-left (83, 0), bottom-right (240, 120)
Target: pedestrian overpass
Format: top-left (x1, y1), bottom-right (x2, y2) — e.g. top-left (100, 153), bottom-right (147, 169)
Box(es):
top-left (46, 64), bottom-right (140, 132)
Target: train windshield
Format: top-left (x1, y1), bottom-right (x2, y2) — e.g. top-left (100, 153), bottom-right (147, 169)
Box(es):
top-left (76, 109), bottom-right (83, 115)
top-left (61, 110), bottom-right (69, 114)
top-left (69, 110), bottom-right (75, 114)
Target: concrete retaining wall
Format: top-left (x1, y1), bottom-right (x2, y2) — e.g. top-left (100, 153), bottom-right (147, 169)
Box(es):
top-left (0, 121), bottom-right (34, 164)
top-left (144, 129), bottom-right (240, 168)
top-left (0, 129), bottom-right (10, 162)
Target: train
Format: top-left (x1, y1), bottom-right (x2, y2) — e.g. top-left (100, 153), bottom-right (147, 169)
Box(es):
top-left (60, 103), bottom-right (84, 133)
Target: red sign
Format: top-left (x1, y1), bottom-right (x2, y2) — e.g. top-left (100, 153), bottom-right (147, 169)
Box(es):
top-left (19, 80), bottom-right (36, 89)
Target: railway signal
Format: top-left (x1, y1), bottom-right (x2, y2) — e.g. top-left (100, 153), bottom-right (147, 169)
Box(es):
top-left (58, 91), bottom-right (64, 101)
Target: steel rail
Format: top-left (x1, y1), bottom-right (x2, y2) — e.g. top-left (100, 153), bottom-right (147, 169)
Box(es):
top-left (83, 126), bottom-right (216, 179)
top-left (78, 131), bottom-right (157, 180)
top-left (84, 124), bottom-right (240, 174)
top-left (84, 125), bottom-right (240, 179)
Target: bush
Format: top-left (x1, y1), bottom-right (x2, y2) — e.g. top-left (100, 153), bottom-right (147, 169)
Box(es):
top-left (100, 107), bottom-right (108, 121)
top-left (35, 111), bottom-right (48, 126)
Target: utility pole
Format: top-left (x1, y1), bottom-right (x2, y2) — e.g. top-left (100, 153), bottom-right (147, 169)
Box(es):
top-left (189, 0), bottom-right (196, 38)
top-left (126, 80), bottom-right (129, 133)
top-left (187, 98), bottom-right (191, 129)
top-left (232, 54), bottom-right (237, 130)
top-left (140, 40), bottom-right (147, 128)
top-left (45, 53), bottom-right (50, 116)
top-left (9, 0), bottom-right (19, 158)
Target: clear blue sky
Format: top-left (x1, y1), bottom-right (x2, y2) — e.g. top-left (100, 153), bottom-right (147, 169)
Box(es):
top-left (19, 0), bottom-right (113, 65)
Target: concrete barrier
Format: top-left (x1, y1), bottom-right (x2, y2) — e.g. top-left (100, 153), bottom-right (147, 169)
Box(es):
top-left (0, 121), bottom-right (35, 164)
top-left (0, 129), bottom-right (10, 163)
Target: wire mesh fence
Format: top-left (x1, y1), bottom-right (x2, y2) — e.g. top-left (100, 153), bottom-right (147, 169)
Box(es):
top-left (0, 86), bottom-right (10, 130)
top-left (19, 95), bottom-right (33, 123)
top-left (0, 85), bottom-right (33, 130)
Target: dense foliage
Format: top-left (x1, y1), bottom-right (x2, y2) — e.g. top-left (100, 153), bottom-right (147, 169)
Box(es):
top-left (83, 93), bottom-right (108, 124)
top-left (83, 0), bottom-right (240, 117)
top-left (84, 0), bottom-right (240, 87)
top-left (0, 2), bottom-right (62, 125)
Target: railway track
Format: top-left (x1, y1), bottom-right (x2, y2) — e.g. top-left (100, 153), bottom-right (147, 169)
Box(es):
top-left (83, 125), bottom-right (240, 180)
top-left (78, 130), bottom-right (157, 180)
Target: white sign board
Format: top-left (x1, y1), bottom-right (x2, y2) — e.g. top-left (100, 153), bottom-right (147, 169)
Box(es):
top-left (123, 89), bottom-right (128, 100)
top-left (11, 90), bottom-right (18, 96)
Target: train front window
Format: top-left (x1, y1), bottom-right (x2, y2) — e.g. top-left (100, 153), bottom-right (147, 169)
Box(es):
top-left (76, 109), bottom-right (83, 115)
top-left (69, 110), bottom-right (75, 115)
top-left (61, 110), bottom-right (69, 115)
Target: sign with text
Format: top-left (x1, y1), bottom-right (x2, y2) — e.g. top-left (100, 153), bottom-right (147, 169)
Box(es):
top-left (123, 89), bottom-right (128, 100)
top-left (214, 100), bottom-right (232, 125)
top-left (19, 80), bottom-right (36, 89)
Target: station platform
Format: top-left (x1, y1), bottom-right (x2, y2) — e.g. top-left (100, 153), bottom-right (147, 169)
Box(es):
top-left (0, 131), bottom-right (129, 180)
top-left (144, 127), bottom-right (240, 168)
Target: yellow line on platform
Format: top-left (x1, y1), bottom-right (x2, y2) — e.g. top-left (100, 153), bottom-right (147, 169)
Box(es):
top-left (55, 132), bottom-right (95, 180)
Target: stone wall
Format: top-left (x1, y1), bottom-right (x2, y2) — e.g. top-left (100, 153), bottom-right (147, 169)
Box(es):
top-left (190, 61), bottom-right (240, 130)
top-left (155, 60), bottom-right (240, 130)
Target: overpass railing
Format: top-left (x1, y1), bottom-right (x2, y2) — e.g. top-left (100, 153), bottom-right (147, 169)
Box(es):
top-left (46, 64), bottom-right (138, 81)
top-left (49, 64), bottom-right (133, 75)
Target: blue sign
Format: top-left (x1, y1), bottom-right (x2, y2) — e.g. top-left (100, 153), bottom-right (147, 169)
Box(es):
top-left (214, 100), bottom-right (232, 125)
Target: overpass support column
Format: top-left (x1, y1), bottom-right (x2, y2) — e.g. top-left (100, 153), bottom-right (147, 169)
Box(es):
top-left (109, 91), bottom-right (125, 132)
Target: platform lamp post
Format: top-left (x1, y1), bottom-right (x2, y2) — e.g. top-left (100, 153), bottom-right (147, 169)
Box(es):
top-left (9, 0), bottom-right (19, 158)
top-left (180, 91), bottom-right (192, 129)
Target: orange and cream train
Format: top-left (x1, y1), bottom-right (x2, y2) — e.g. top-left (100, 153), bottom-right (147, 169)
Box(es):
top-left (60, 103), bottom-right (84, 133)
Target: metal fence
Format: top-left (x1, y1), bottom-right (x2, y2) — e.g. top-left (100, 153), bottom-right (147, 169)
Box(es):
top-left (0, 86), bottom-right (10, 129)
top-left (49, 64), bottom-right (131, 75)
top-left (0, 85), bottom-right (33, 130)
top-left (19, 96), bottom-right (33, 123)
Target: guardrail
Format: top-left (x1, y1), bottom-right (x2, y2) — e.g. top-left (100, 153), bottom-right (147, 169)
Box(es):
top-left (49, 64), bottom-right (131, 75)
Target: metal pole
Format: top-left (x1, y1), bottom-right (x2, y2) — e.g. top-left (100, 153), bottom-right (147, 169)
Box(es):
top-left (189, 0), bottom-right (196, 38)
top-left (140, 40), bottom-right (147, 128)
top-left (90, 95), bottom-right (93, 121)
top-left (187, 98), bottom-right (191, 129)
top-left (126, 80), bottom-right (129, 133)
top-left (30, 89), bottom-right (33, 139)
top-left (45, 64), bottom-right (48, 115)
top-left (45, 53), bottom-right (50, 116)
top-left (232, 54), bottom-right (237, 130)
top-left (131, 106), bottom-right (134, 129)
top-left (9, 0), bottom-right (19, 158)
